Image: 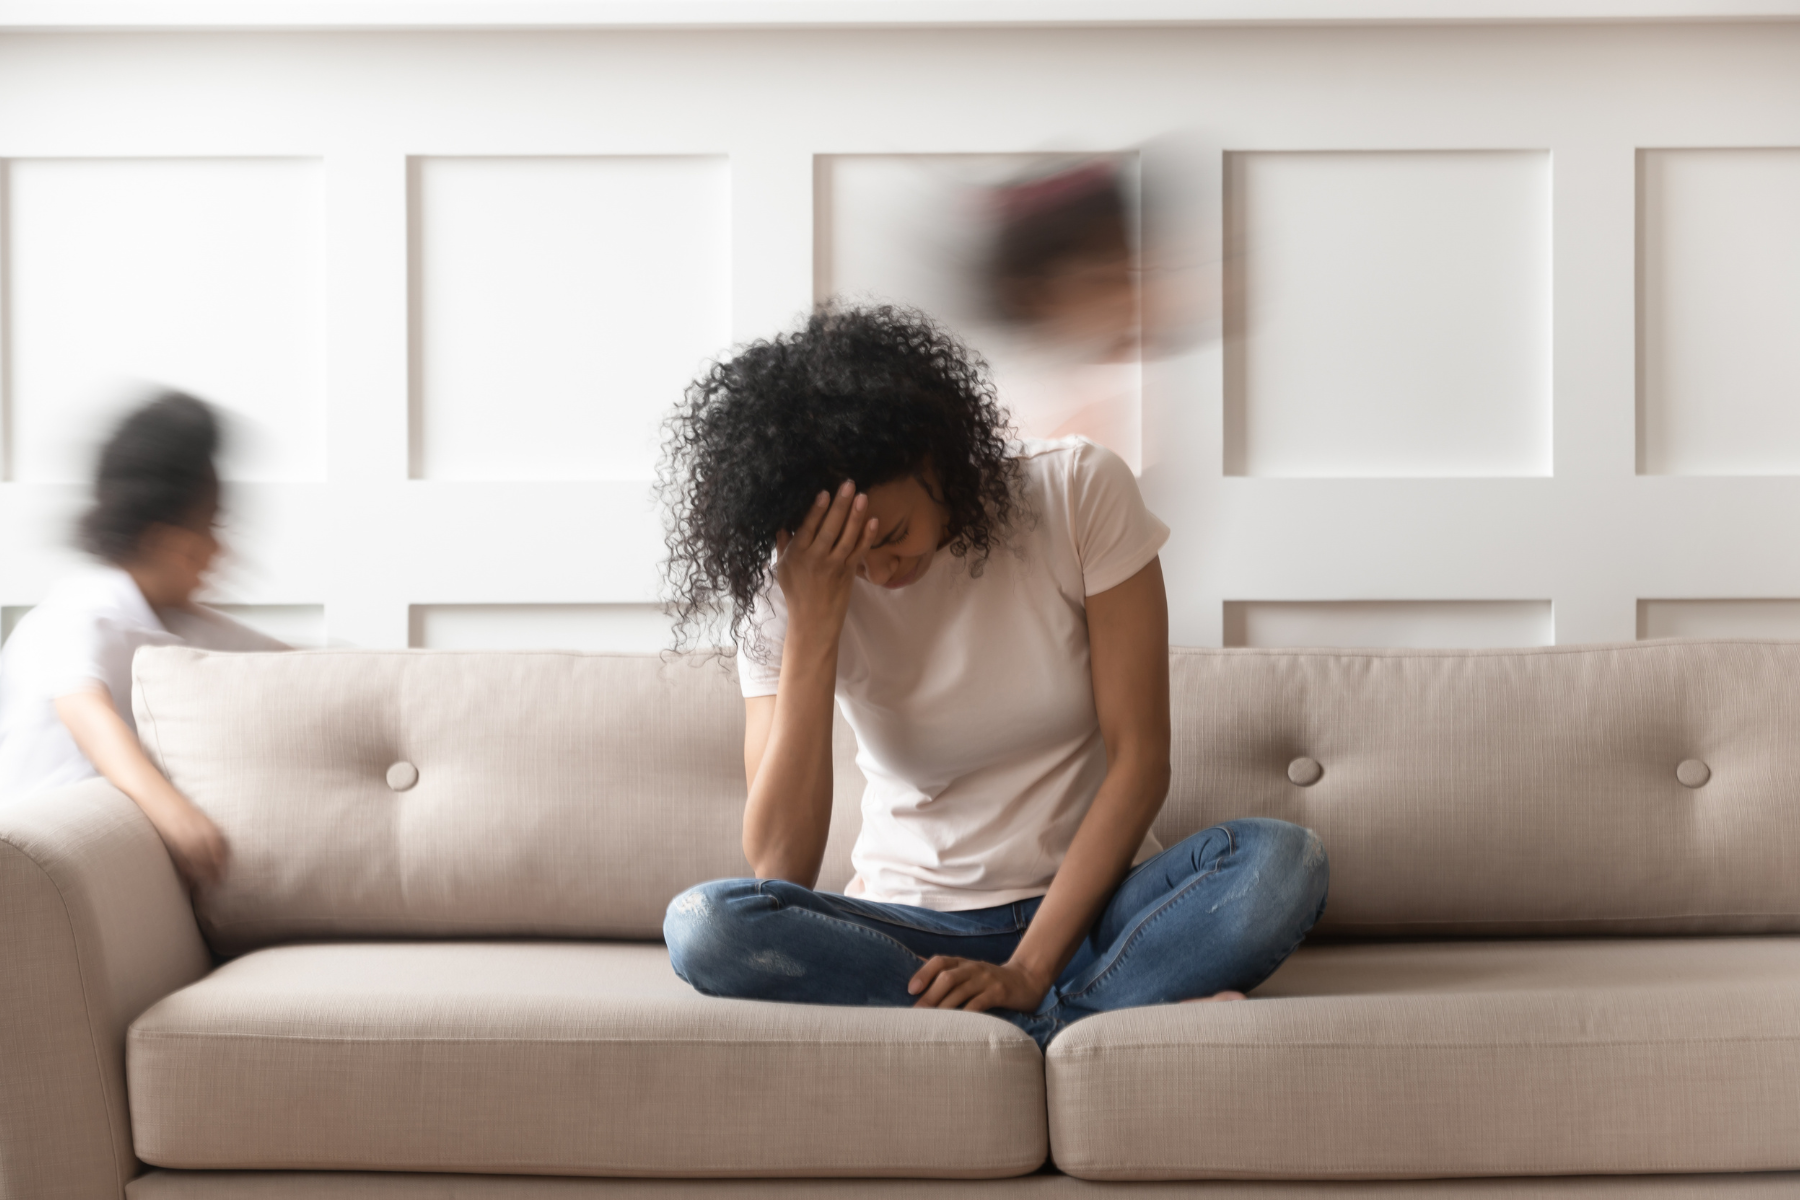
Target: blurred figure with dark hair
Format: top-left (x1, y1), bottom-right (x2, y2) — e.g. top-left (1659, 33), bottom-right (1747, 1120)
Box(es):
top-left (986, 159), bottom-right (1137, 362)
top-left (977, 157), bottom-right (1145, 468)
top-left (0, 391), bottom-right (285, 883)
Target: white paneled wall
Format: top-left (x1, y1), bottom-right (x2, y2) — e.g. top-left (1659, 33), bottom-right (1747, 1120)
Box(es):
top-left (1224, 601), bottom-right (1554, 650)
top-left (1224, 151), bottom-right (1553, 479)
top-left (411, 156), bottom-right (730, 482)
top-left (1638, 148), bottom-right (1800, 477)
top-left (1637, 600), bottom-right (1800, 641)
top-left (410, 604), bottom-right (672, 652)
top-left (210, 604), bottom-right (328, 648)
top-left (6, 158), bottom-right (326, 484)
top-left (0, 23), bottom-right (1797, 653)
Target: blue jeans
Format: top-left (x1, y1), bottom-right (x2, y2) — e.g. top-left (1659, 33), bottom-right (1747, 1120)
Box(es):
top-left (665, 817), bottom-right (1328, 1050)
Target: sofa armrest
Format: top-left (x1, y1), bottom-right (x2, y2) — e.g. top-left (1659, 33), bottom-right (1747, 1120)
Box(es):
top-left (0, 779), bottom-right (211, 1200)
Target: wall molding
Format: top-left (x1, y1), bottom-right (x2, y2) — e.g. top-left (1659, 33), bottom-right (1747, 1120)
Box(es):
top-left (1, 0), bottom-right (1798, 32)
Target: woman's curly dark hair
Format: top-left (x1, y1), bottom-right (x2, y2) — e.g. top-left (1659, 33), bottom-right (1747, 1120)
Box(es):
top-left (659, 304), bottom-right (1020, 654)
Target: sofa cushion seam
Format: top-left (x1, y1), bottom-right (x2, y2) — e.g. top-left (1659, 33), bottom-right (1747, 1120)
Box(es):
top-left (129, 1029), bottom-right (1044, 1052)
top-left (1050, 1033), bottom-right (1800, 1056)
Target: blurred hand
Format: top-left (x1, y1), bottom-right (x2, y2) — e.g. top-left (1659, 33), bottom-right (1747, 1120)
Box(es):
top-left (54, 686), bottom-right (231, 888)
top-left (909, 956), bottom-right (1050, 1014)
top-left (154, 803), bottom-right (230, 886)
top-left (774, 480), bottom-right (878, 643)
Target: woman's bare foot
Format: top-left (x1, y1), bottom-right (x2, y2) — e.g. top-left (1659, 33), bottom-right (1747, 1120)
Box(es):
top-left (1182, 990), bottom-right (1247, 1003)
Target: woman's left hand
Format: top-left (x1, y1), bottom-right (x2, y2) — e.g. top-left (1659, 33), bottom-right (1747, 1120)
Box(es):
top-left (908, 957), bottom-right (1050, 1013)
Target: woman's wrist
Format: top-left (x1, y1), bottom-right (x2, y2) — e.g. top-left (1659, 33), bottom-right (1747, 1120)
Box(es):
top-left (1004, 951), bottom-right (1058, 996)
top-left (778, 622), bottom-right (843, 683)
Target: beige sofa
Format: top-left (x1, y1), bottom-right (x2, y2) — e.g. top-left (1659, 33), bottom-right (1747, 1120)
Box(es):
top-left (4, 642), bottom-right (1800, 1199)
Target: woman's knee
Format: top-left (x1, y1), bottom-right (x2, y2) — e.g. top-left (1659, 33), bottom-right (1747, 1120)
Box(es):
top-left (1228, 817), bottom-right (1330, 921)
top-left (663, 877), bottom-right (762, 987)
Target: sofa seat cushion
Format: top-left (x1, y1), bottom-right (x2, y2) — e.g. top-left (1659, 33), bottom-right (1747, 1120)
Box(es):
top-left (1047, 937), bottom-right (1800, 1182)
top-left (127, 942), bottom-right (1045, 1178)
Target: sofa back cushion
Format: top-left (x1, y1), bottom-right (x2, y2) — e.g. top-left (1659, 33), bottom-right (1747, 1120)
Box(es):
top-left (135, 640), bottom-right (1800, 954)
top-left (134, 648), bottom-right (862, 956)
top-left (1159, 642), bottom-right (1800, 937)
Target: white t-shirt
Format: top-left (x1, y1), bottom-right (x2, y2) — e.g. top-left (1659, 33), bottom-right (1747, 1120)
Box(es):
top-left (0, 566), bottom-right (286, 803)
top-left (740, 437), bottom-right (1171, 911)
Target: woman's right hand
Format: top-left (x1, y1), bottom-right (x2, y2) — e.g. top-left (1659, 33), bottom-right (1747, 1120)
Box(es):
top-left (774, 480), bottom-right (879, 641)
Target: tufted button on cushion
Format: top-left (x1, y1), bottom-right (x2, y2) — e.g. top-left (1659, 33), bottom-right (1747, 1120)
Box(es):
top-left (1287, 756), bottom-right (1324, 787)
top-left (386, 761), bottom-right (419, 792)
top-left (1676, 758), bottom-right (1711, 789)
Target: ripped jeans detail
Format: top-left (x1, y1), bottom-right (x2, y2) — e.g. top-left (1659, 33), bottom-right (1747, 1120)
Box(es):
top-left (664, 818), bottom-right (1329, 1051)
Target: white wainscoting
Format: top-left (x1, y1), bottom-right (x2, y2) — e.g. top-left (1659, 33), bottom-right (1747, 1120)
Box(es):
top-left (410, 603), bottom-right (673, 652)
top-left (0, 23), bottom-right (1796, 652)
top-left (5, 157), bottom-right (326, 484)
top-left (1638, 148), bottom-right (1800, 477)
top-left (1224, 151), bottom-right (1553, 480)
top-left (1638, 599), bottom-right (1800, 641)
top-left (1224, 600), bottom-right (1554, 650)
top-left (210, 603), bottom-right (327, 648)
top-left (410, 155), bottom-right (731, 483)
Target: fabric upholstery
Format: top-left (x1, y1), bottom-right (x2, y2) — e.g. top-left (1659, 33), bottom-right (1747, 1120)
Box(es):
top-left (1047, 937), bottom-right (1800, 1181)
top-left (1160, 642), bottom-right (1800, 936)
top-left (0, 779), bottom-right (212, 1200)
top-left (132, 648), bottom-right (864, 955)
top-left (127, 941), bottom-right (1045, 1178)
top-left (136, 641), bottom-right (1800, 954)
top-left (125, 1169), bottom-right (1800, 1199)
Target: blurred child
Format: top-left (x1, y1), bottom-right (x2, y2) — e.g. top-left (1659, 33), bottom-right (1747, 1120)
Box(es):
top-left (0, 391), bottom-right (286, 883)
top-left (980, 158), bottom-right (1144, 469)
top-left (985, 158), bottom-right (1138, 363)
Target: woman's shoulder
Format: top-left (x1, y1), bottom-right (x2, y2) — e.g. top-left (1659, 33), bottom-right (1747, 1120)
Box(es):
top-left (1009, 436), bottom-right (1137, 499)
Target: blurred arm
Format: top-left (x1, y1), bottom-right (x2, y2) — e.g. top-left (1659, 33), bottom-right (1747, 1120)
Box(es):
top-left (55, 685), bottom-right (228, 884)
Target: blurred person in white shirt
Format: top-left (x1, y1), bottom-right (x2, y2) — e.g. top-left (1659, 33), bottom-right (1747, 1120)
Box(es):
top-left (0, 392), bottom-right (285, 884)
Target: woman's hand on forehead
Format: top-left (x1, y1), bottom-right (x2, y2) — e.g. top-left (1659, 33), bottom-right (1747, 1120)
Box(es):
top-left (773, 479), bottom-right (880, 645)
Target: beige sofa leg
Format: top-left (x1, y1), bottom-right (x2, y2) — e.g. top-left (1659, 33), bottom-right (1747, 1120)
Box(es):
top-left (0, 779), bottom-right (212, 1200)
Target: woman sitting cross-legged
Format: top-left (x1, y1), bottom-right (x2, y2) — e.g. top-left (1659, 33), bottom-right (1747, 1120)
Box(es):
top-left (660, 305), bottom-right (1328, 1049)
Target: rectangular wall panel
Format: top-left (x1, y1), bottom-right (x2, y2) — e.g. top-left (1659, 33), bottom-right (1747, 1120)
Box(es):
top-left (210, 603), bottom-right (327, 648)
top-left (411, 156), bottom-right (730, 482)
top-left (1638, 599), bottom-right (1800, 640)
top-left (819, 154), bottom-right (1143, 471)
top-left (409, 603), bottom-right (674, 652)
top-left (5, 158), bottom-right (326, 483)
top-left (1224, 600), bottom-right (1554, 649)
top-left (1225, 151), bottom-right (1552, 478)
top-left (1, 603), bottom-right (325, 647)
top-left (1639, 149), bottom-right (1800, 475)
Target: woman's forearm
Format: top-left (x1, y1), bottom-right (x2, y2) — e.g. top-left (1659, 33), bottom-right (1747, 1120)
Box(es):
top-left (1006, 749), bottom-right (1169, 992)
top-left (742, 629), bottom-right (840, 885)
